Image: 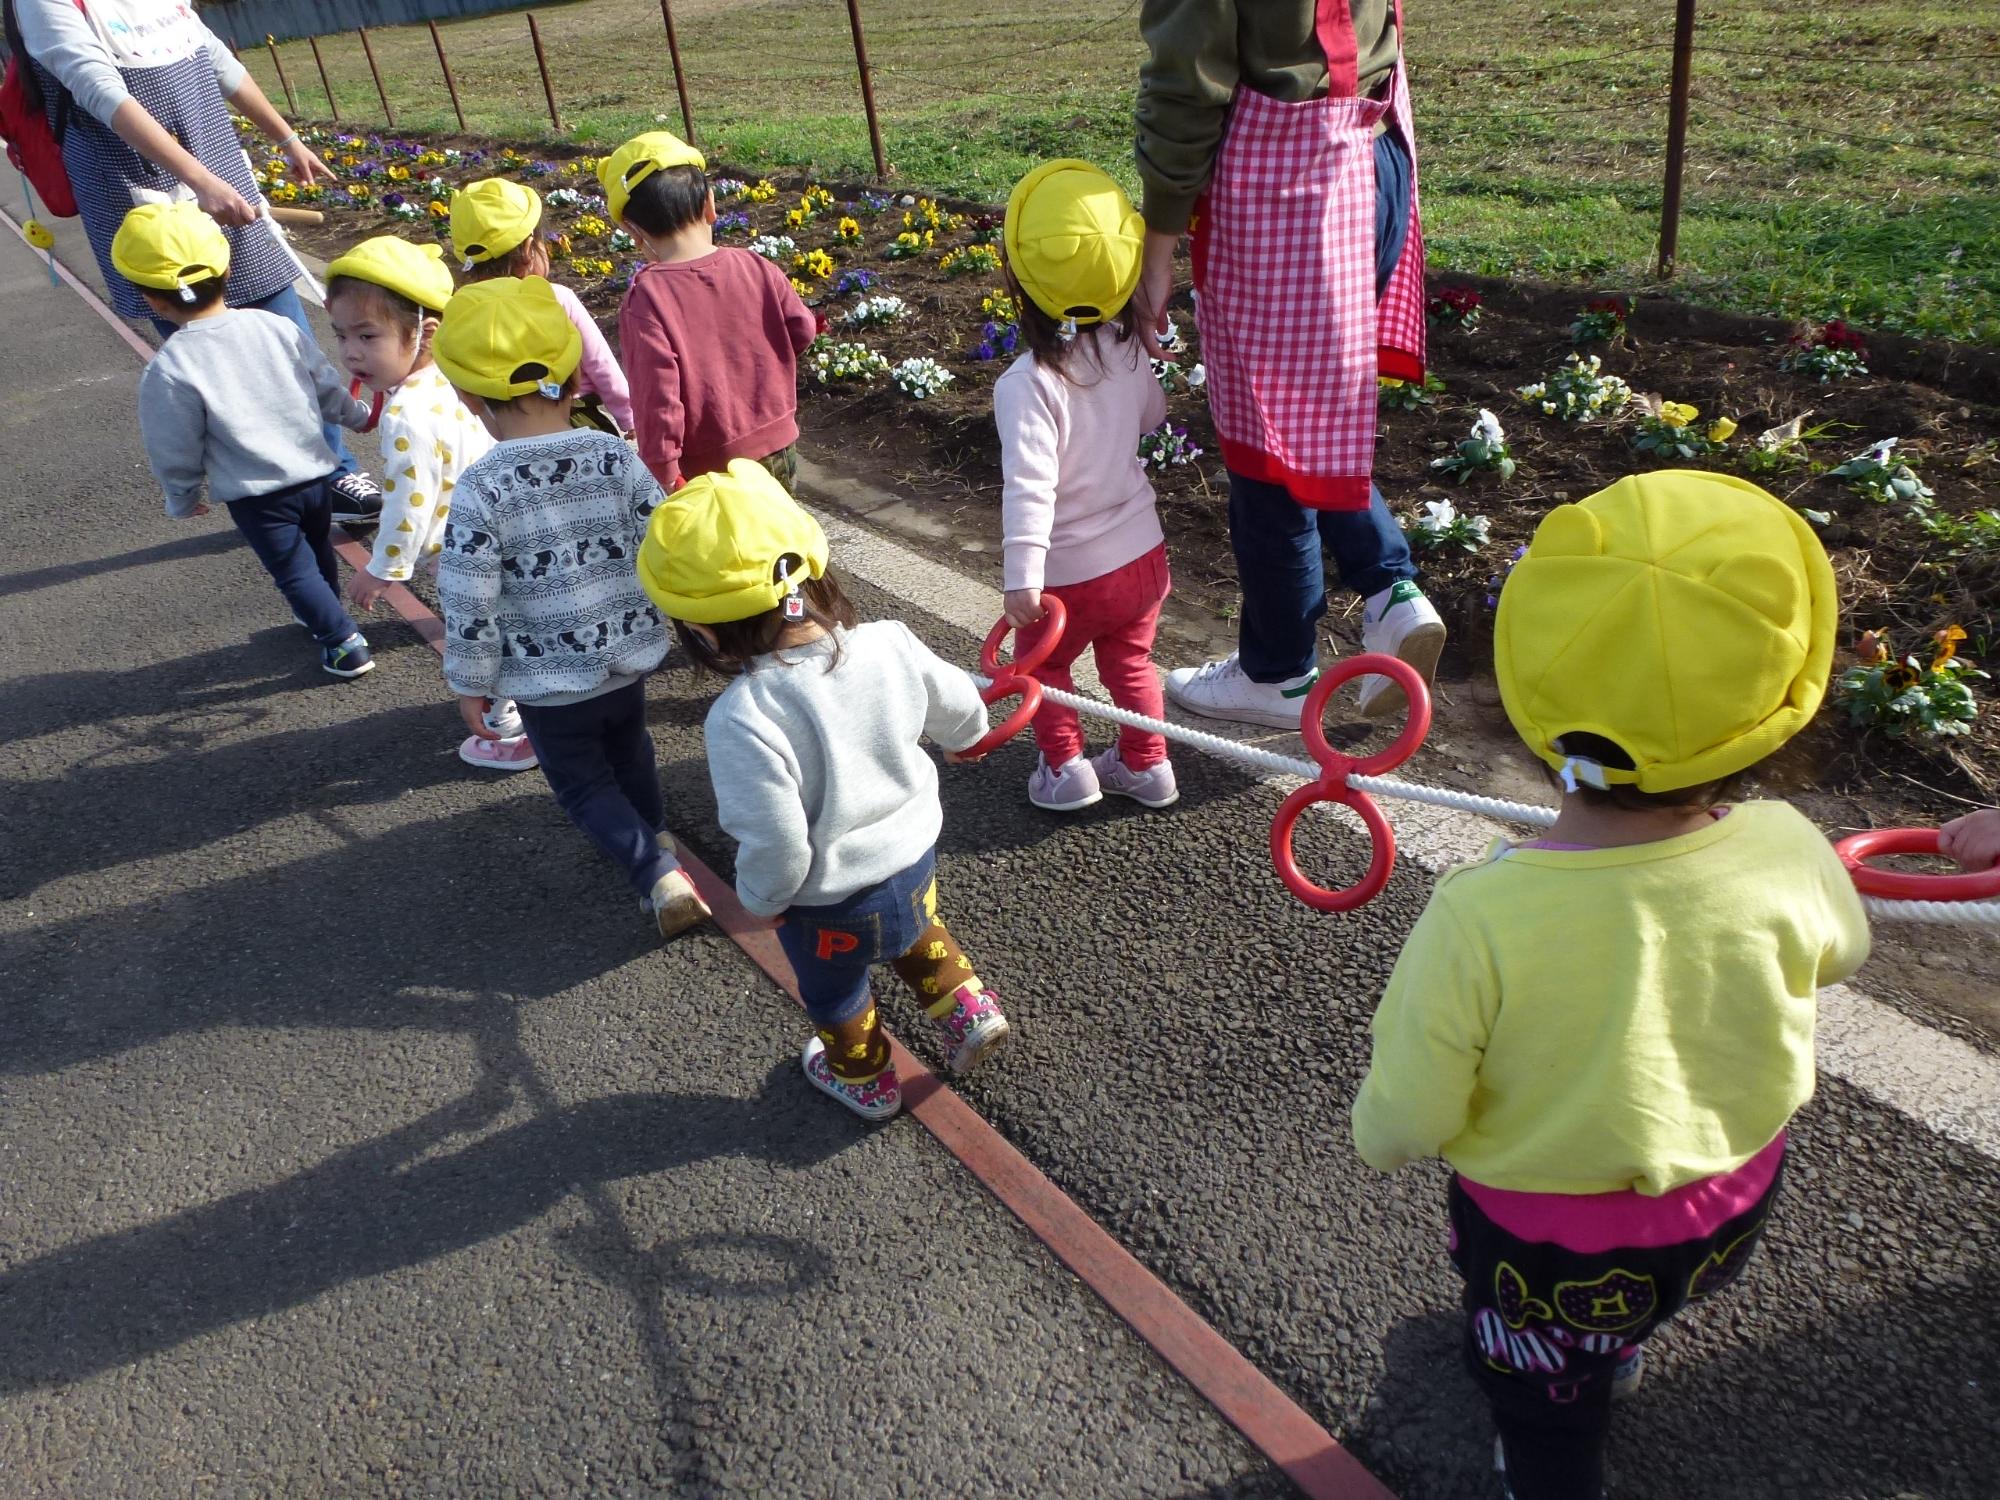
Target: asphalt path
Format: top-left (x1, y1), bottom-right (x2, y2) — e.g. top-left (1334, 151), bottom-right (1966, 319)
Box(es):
top-left (3, 204), bottom-right (1997, 1500)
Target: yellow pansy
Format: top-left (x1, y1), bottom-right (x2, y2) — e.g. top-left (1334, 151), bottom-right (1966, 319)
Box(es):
top-left (1706, 417), bottom-right (1738, 443)
top-left (1658, 401), bottom-right (1699, 427)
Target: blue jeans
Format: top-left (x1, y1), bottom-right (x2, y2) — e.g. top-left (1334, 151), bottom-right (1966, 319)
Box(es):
top-left (775, 850), bottom-right (937, 1027)
top-left (514, 680), bottom-right (673, 898)
top-left (225, 475), bottom-right (358, 647)
top-left (153, 285), bottom-right (357, 478)
top-left (1228, 127), bottom-right (1419, 684)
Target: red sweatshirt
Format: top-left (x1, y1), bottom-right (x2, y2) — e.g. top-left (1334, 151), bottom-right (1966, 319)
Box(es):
top-left (617, 248), bottom-right (819, 489)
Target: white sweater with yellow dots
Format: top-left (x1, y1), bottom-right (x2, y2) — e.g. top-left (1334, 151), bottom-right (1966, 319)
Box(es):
top-left (367, 366), bottom-right (495, 582)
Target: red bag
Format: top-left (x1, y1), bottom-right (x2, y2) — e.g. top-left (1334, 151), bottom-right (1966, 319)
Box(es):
top-left (1, 0), bottom-right (83, 217)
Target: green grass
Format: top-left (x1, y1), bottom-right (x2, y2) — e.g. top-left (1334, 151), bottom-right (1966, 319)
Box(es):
top-left (235, 0), bottom-right (2000, 343)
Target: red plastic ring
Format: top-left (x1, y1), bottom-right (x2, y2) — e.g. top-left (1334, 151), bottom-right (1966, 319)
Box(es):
top-left (955, 673), bottom-right (1044, 762)
top-left (350, 376), bottom-right (385, 434)
top-left (1835, 828), bottom-right (2000, 902)
top-left (980, 595), bottom-right (1067, 680)
top-left (1269, 652), bottom-right (1433, 914)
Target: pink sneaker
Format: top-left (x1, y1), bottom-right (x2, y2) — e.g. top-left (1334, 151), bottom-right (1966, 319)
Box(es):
top-left (802, 1035), bottom-right (902, 1121)
top-left (459, 733), bottom-right (539, 771)
top-left (1091, 747), bottom-right (1179, 808)
top-left (933, 983), bottom-right (1011, 1076)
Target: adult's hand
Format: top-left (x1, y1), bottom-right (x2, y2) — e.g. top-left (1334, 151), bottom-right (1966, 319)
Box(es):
top-left (1135, 229), bottom-right (1180, 358)
top-left (282, 136), bottom-right (334, 187)
top-left (193, 171), bottom-right (256, 226)
top-left (1939, 808), bottom-right (2000, 871)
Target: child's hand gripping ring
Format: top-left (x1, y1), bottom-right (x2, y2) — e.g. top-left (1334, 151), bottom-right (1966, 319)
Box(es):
top-left (1269, 654), bottom-right (1432, 913)
top-left (1834, 828), bottom-right (2000, 902)
top-left (349, 376), bottom-right (386, 434)
top-left (957, 596), bottom-right (1069, 762)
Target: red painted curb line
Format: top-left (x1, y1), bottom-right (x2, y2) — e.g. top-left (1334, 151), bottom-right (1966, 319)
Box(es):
top-left (12, 201), bottom-right (1396, 1500)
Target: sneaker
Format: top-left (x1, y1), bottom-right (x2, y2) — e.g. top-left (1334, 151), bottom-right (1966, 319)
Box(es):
top-left (641, 866), bottom-right (711, 939)
top-left (483, 698), bottom-right (525, 738)
top-left (1610, 1345), bottom-right (1645, 1401)
top-left (321, 633), bottom-right (374, 678)
top-left (801, 1035), bottom-right (902, 1121)
top-left (1027, 753), bottom-right (1102, 812)
top-left (330, 472), bottom-right (384, 525)
top-left (1355, 580), bottom-right (1446, 719)
top-left (1164, 653), bottom-right (1317, 730)
top-left (1091, 746), bottom-right (1179, 808)
top-left (459, 733), bottom-right (540, 772)
top-left (932, 982), bottom-right (1011, 1076)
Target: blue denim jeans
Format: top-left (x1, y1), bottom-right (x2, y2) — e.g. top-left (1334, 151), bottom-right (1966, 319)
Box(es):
top-left (514, 680), bottom-right (674, 898)
top-left (1228, 127), bottom-right (1419, 684)
top-left (224, 475), bottom-right (358, 647)
top-left (775, 850), bottom-right (937, 1027)
top-left (153, 284), bottom-right (358, 478)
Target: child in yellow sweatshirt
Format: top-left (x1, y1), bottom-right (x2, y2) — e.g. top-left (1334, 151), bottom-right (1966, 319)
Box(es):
top-left (1352, 471), bottom-right (1870, 1500)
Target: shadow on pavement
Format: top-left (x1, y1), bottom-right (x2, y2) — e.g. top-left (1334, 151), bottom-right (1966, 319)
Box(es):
top-left (0, 527), bottom-right (242, 602)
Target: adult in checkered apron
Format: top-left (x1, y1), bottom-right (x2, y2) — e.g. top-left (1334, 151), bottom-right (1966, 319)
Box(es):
top-left (8, 0), bottom-right (383, 522)
top-left (1133, 0), bottom-right (1444, 730)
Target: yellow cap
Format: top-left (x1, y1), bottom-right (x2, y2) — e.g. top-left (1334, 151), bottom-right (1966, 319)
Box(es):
top-left (638, 459), bottom-right (828, 625)
top-left (433, 276), bottom-right (583, 401)
top-left (598, 130), bottom-right (706, 224)
top-left (1494, 470), bottom-right (1837, 793)
top-left (1002, 159), bottom-right (1143, 326)
top-left (110, 201), bottom-right (229, 296)
top-left (449, 178), bottom-right (543, 269)
top-left (325, 236), bottom-right (456, 313)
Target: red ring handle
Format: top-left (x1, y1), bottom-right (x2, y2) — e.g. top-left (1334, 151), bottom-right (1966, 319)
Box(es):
top-left (1835, 828), bottom-right (2000, 901)
top-left (954, 672), bottom-right (1043, 762)
top-left (1270, 652), bottom-right (1434, 914)
top-left (980, 594), bottom-right (1067, 679)
top-left (349, 376), bottom-right (386, 434)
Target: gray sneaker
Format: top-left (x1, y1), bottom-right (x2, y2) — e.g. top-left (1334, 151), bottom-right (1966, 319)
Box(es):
top-left (1091, 747), bottom-right (1179, 808)
top-left (1027, 753), bottom-right (1102, 812)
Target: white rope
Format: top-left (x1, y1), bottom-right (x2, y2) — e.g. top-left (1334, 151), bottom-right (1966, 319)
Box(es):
top-left (978, 675), bottom-right (2000, 927)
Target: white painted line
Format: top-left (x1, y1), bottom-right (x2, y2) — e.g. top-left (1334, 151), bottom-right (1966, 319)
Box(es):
top-left (808, 499), bottom-right (2000, 1162)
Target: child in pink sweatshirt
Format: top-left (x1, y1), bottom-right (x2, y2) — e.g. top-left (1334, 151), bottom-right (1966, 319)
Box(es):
top-left (997, 160), bottom-right (1175, 814)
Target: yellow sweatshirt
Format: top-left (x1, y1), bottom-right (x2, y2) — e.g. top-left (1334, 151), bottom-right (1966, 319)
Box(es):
top-left (1351, 802), bottom-right (1870, 1195)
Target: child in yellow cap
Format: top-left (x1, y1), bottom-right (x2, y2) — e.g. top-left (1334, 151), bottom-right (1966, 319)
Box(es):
top-left (117, 201), bottom-right (377, 678)
top-left (995, 159), bottom-right (1176, 814)
top-left (601, 132), bottom-right (817, 491)
top-left (322, 235), bottom-right (533, 769)
top-left (1351, 471), bottom-right (1871, 1500)
top-left (639, 460), bottom-right (1010, 1120)
top-left (449, 177), bottom-right (634, 435)
top-left (433, 275), bottom-right (709, 937)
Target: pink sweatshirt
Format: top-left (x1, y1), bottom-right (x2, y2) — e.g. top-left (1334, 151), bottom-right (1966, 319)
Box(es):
top-left (996, 331), bottom-right (1166, 592)
top-left (551, 281), bottom-right (634, 435)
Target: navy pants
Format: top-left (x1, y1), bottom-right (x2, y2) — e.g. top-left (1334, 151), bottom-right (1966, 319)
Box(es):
top-left (153, 284), bottom-right (358, 479)
top-left (1229, 128), bottom-right (1420, 684)
top-left (225, 475), bottom-right (358, 647)
top-left (515, 680), bottom-right (675, 898)
top-left (775, 850), bottom-right (937, 1026)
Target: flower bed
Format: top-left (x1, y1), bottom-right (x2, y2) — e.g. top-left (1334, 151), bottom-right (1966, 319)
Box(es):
top-left (267, 123), bottom-right (2000, 801)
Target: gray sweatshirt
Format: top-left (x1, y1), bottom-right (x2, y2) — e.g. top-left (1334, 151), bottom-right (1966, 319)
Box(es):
top-left (704, 621), bottom-right (990, 918)
top-left (136, 310), bottom-right (367, 517)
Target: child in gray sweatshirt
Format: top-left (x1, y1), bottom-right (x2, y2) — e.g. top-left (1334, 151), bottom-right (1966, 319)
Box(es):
top-left (637, 460), bottom-right (1013, 1123)
top-left (118, 202), bottom-right (376, 677)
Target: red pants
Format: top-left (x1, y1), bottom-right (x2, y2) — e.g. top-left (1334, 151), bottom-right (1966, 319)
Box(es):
top-left (1018, 545), bottom-right (1171, 770)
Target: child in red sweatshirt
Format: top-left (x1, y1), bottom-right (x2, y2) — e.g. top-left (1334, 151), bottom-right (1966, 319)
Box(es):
top-left (599, 132), bottom-right (818, 492)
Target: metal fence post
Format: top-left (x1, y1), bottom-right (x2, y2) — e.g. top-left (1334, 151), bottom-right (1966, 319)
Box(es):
top-left (659, 0), bottom-right (696, 143)
top-left (308, 34), bottom-right (341, 123)
top-left (265, 36), bottom-right (298, 116)
top-left (357, 27), bottom-right (395, 126)
top-left (842, 0), bottom-right (887, 178)
top-left (1656, 0), bottom-right (1696, 278)
top-left (527, 13), bottom-right (564, 132)
top-left (429, 21), bottom-right (468, 134)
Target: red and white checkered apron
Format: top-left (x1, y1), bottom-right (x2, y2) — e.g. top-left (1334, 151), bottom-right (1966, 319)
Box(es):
top-left (1192, 52), bottom-right (1427, 511)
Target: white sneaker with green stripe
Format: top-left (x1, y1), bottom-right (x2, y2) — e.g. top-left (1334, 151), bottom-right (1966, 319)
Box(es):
top-left (1164, 653), bottom-right (1320, 731)
top-left (1355, 580), bottom-right (1446, 720)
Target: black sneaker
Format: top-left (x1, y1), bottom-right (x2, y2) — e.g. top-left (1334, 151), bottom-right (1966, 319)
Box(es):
top-left (330, 472), bottom-right (384, 525)
top-left (322, 633), bottom-right (375, 678)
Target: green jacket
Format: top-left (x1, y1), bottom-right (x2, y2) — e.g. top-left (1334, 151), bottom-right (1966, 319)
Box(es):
top-left (1135, 0), bottom-right (1398, 234)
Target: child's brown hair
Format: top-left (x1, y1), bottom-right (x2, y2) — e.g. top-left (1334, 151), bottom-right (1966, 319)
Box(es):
top-left (672, 566), bottom-right (857, 676)
top-left (1003, 263), bottom-right (1143, 383)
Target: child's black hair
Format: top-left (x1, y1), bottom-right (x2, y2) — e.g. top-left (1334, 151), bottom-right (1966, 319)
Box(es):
top-left (460, 236), bottom-right (549, 284)
top-left (472, 366), bottom-right (579, 413)
top-left (142, 275), bottom-right (228, 314)
top-left (619, 164), bottom-right (710, 240)
top-left (672, 564), bottom-right (857, 677)
top-left (1003, 263), bottom-right (1142, 383)
top-left (1551, 732), bottom-right (1749, 813)
top-left (324, 274), bottom-right (427, 339)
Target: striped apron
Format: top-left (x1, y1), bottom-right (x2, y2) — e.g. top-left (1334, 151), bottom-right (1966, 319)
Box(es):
top-left (39, 49), bottom-right (293, 318)
top-left (1190, 0), bottom-right (1427, 510)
